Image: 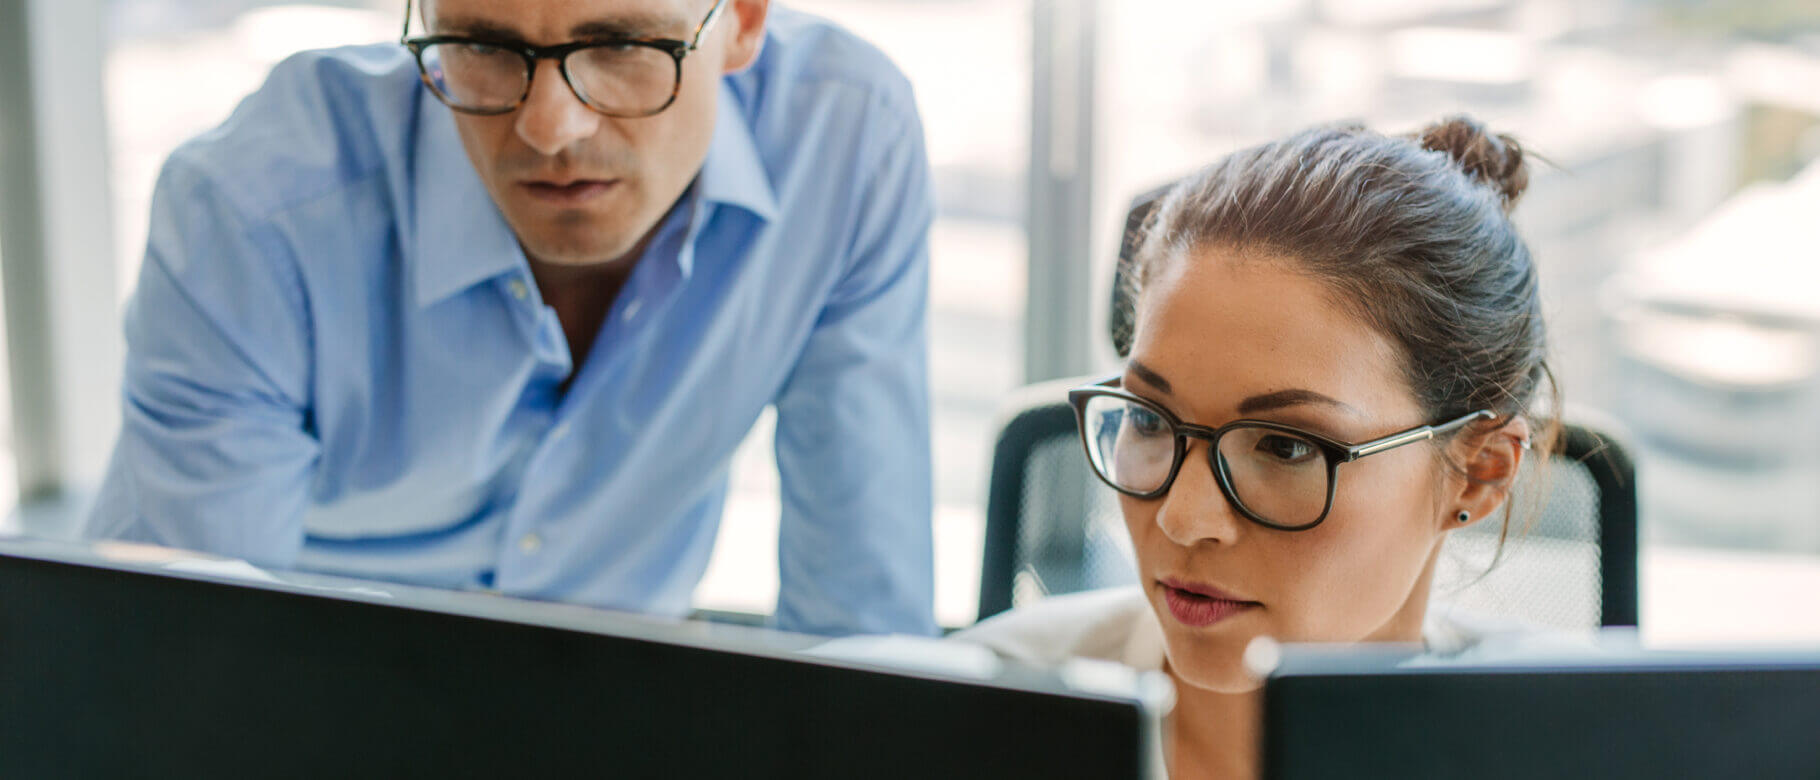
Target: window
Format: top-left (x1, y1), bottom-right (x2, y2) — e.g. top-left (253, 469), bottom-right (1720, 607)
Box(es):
top-left (57, 0), bottom-right (1820, 642)
top-left (705, 1), bottom-right (1030, 627)
top-left (1094, 0), bottom-right (1820, 643)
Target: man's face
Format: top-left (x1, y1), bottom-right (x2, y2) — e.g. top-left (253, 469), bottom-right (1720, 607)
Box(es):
top-left (424, 0), bottom-right (764, 266)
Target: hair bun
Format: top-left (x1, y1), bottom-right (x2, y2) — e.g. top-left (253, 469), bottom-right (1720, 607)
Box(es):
top-left (1415, 115), bottom-right (1528, 211)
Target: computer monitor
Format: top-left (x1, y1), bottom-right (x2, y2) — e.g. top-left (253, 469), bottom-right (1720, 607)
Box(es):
top-left (1261, 641), bottom-right (1820, 779)
top-left (0, 537), bottom-right (1168, 779)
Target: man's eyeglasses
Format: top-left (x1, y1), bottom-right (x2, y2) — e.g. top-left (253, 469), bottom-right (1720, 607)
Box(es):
top-left (400, 0), bottom-right (728, 118)
top-left (1069, 376), bottom-right (1494, 531)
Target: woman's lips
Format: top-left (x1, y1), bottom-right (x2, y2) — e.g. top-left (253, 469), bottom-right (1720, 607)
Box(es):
top-left (519, 179), bottom-right (617, 205)
top-left (1159, 580), bottom-right (1259, 628)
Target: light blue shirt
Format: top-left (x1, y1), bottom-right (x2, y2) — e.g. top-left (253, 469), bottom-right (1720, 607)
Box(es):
top-left (86, 8), bottom-right (937, 637)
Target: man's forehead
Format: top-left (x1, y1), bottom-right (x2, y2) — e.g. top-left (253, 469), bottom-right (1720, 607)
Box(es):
top-left (426, 0), bottom-right (700, 38)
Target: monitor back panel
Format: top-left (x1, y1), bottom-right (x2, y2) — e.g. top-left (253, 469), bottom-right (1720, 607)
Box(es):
top-left (0, 551), bottom-right (1148, 779)
top-left (1264, 661), bottom-right (1820, 779)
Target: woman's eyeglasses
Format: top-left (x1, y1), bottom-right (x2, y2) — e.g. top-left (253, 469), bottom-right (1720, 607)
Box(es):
top-left (1069, 376), bottom-right (1493, 531)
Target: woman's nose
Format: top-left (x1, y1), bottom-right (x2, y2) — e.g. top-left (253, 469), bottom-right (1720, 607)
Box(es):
top-left (1154, 440), bottom-right (1245, 547)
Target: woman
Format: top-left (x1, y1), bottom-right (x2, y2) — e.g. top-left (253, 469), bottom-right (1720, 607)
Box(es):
top-left (954, 116), bottom-right (1551, 779)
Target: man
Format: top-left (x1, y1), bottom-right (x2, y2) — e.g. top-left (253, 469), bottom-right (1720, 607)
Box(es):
top-left (86, 0), bottom-right (936, 637)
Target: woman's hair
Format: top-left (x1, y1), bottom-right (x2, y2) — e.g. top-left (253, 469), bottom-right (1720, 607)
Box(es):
top-left (1128, 115), bottom-right (1557, 511)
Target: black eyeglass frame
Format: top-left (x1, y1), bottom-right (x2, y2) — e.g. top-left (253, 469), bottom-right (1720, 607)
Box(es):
top-left (399, 0), bottom-right (728, 118)
top-left (1068, 375), bottom-right (1496, 531)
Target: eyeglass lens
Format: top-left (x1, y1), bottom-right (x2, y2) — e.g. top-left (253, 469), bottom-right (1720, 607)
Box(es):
top-left (1080, 395), bottom-right (1331, 527)
top-left (418, 42), bottom-right (677, 116)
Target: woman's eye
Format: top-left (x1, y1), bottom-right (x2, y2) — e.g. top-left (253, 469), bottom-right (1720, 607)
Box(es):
top-left (1256, 434), bottom-right (1317, 464)
top-left (1128, 408), bottom-right (1168, 436)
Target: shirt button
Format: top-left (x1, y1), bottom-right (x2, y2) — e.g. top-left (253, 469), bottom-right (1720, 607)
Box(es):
top-left (509, 279), bottom-right (529, 301)
top-left (621, 298), bottom-right (643, 322)
top-left (518, 532), bottom-right (543, 554)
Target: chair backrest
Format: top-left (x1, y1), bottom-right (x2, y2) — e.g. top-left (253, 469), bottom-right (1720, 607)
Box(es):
top-left (977, 380), bottom-right (1133, 622)
top-left (1430, 421), bottom-right (1639, 628)
top-left (975, 388), bottom-right (1641, 631)
top-left (1108, 184), bottom-right (1170, 359)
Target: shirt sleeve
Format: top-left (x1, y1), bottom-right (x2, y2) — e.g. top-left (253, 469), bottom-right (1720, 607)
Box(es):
top-left (84, 157), bottom-right (319, 569)
top-left (771, 101), bottom-right (938, 637)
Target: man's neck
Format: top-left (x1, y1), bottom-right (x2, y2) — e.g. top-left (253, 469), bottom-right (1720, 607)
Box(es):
top-left (523, 230), bottom-right (655, 390)
top-left (527, 254), bottom-right (635, 305)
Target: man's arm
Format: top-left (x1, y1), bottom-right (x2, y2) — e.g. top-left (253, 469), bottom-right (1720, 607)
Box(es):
top-left (84, 158), bottom-right (319, 568)
top-left (771, 105), bottom-right (938, 637)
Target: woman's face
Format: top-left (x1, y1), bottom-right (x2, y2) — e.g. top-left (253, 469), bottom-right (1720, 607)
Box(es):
top-left (1122, 247), bottom-right (1458, 693)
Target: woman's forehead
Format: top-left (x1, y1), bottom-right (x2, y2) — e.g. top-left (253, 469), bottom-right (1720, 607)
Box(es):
top-left (1128, 249), bottom-right (1415, 423)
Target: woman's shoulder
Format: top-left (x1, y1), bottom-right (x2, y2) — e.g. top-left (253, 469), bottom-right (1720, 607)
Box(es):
top-left (1423, 602), bottom-right (1607, 658)
top-left (950, 586), bottom-right (1165, 670)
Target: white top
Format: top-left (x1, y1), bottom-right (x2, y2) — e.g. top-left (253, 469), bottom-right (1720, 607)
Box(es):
top-left (949, 586), bottom-right (1545, 673)
top-left (947, 587), bottom-right (1576, 779)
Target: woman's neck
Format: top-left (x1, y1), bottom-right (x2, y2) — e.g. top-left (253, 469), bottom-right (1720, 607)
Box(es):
top-left (1166, 669), bottom-right (1261, 780)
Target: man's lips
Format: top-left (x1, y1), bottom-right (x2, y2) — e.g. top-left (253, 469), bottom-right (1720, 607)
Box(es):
top-left (518, 178), bottom-right (618, 205)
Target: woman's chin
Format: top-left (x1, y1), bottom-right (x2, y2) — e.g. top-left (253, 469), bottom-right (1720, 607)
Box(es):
top-left (1162, 639), bottom-right (1268, 694)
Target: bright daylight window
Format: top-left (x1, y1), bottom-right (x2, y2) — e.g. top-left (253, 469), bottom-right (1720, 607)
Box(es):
top-left (80, 0), bottom-right (1820, 639)
top-left (1093, 0), bottom-right (1820, 644)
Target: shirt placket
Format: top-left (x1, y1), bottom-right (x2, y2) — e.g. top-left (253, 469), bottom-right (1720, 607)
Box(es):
top-left (493, 197), bottom-right (704, 590)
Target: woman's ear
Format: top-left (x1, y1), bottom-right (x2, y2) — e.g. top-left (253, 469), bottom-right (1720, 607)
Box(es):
top-left (1446, 416), bottom-right (1531, 531)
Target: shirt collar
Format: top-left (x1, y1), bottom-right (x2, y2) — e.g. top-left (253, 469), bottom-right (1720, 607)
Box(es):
top-left (410, 88), bottom-right (528, 308)
top-left (409, 81), bottom-right (778, 307)
top-left (695, 82), bottom-right (780, 225)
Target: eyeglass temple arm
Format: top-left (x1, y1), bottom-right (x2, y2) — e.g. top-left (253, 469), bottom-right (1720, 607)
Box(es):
top-left (1348, 410), bottom-right (1496, 460)
top-left (690, 0), bottom-right (730, 49)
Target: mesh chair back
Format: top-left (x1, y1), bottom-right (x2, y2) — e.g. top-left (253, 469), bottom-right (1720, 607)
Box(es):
top-left (978, 395), bottom-right (1135, 620)
top-left (976, 392), bottom-right (1639, 630)
top-left (1432, 424), bottom-right (1638, 628)
top-left (1109, 184), bottom-right (1170, 359)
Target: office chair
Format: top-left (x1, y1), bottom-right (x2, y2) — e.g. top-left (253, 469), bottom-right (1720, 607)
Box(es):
top-left (978, 188), bottom-right (1640, 630)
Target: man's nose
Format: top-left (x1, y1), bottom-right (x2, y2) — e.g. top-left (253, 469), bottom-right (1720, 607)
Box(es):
top-left (514, 58), bottom-right (602, 157)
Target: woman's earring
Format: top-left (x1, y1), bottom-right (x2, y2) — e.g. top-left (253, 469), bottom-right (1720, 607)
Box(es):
top-left (1456, 510), bottom-right (1471, 524)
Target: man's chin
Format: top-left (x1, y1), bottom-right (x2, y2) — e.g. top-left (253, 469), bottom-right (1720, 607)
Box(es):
top-left (512, 226), bottom-right (644, 267)
top-left (522, 244), bottom-right (635, 266)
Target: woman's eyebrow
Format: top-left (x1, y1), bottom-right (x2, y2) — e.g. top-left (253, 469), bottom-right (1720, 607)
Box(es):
top-left (1127, 360), bottom-right (1173, 396)
top-left (1237, 389), bottom-right (1364, 418)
